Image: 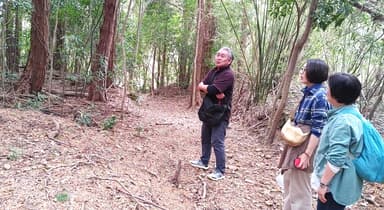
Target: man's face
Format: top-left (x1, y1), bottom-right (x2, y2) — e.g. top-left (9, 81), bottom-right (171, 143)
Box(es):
top-left (214, 49), bottom-right (232, 68)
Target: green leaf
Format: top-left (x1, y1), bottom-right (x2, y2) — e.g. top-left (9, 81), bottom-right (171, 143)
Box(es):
top-left (55, 192), bottom-right (69, 202)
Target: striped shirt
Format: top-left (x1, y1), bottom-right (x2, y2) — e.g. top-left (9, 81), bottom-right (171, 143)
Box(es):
top-left (294, 83), bottom-right (331, 137)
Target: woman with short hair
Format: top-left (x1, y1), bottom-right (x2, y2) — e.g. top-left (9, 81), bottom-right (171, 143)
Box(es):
top-left (278, 59), bottom-right (331, 210)
top-left (314, 73), bottom-right (364, 210)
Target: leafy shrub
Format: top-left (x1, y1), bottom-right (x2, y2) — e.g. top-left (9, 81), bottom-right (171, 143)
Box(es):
top-left (102, 115), bottom-right (117, 130)
top-left (25, 93), bottom-right (47, 109)
top-left (7, 147), bottom-right (22, 161)
top-left (4, 72), bottom-right (19, 81)
top-left (75, 111), bottom-right (93, 126)
top-left (55, 192), bottom-right (69, 202)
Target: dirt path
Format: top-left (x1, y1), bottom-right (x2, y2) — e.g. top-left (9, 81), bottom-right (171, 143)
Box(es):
top-left (0, 92), bottom-right (383, 209)
top-left (124, 95), bottom-right (283, 209)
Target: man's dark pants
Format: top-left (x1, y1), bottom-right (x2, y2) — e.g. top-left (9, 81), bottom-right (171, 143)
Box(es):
top-left (200, 120), bottom-right (228, 174)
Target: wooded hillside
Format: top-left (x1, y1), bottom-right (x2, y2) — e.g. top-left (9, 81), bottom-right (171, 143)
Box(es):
top-left (0, 0), bottom-right (383, 208)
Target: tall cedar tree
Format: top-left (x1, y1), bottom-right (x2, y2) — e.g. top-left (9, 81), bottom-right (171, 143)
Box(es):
top-left (88, 0), bottom-right (119, 101)
top-left (14, 0), bottom-right (49, 94)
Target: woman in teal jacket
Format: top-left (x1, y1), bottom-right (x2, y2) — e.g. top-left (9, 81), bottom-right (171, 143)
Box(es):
top-left (313, 73), bottom-right (364, 209)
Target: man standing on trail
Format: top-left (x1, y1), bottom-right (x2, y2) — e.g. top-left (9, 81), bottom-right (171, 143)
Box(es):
top-left (190, 47), bottom-right (235, 181)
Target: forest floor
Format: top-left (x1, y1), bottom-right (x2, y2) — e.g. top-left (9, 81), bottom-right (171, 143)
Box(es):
top-left (0, 87), bottom-right (383, 210)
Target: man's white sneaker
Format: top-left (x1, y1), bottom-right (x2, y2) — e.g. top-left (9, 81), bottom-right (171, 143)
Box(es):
top-left (207, 170), bottom-right (225, 181)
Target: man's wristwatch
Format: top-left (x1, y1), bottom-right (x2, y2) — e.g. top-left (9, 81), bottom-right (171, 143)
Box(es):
top-left (320, 182), bottom-right (328, 188)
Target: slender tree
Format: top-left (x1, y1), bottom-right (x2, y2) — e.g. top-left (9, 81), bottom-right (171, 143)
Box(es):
top-left (5, 0), bottom-right (19, 73)
top-left (267, 0), bottom-right (318, 143)
top-left (53, 19), bottom-right (65, 73)
top-left (177, 0), bottom-right (194, 89)
top-left (119, 0), bottom-right (134, 116)
top-left (14, 3), bottom-right (21, 73)
top-left (151, 47), bottom-right (157, 95)
top-left (106, 1), bottom-right (120, 88)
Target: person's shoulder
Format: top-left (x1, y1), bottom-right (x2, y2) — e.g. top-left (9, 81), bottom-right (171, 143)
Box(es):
top-left (223, 67), bottom-right (235, 78)
top-left (311, 86), bottom-right (327, 98)
top-left (332, 111), bottom-right (361, 127)
top-left (227, 66), bottom-right (235, 73)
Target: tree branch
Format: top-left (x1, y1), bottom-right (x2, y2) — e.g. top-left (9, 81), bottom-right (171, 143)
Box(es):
top-left (351, 2), bottom-right (384, 22)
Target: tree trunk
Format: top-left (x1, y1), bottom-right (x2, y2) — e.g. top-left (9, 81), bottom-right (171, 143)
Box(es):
top-left (201, 0), bottom-right (216, 77)
top-left (191, 0), bottom-right (204, 108)
top-left (106, 35), bottom-right (116, 88)
top-left (133, 0), bottom-right (144, 90)
top-left (48, 11), bottom-right (59, 107)
top-left (0, 3), bottom-right (5, 78)
top-left (177, 43), bottom-right (188, 89)
top-left (161, 42), bottom-right (167, 88)
top-left (14, 0), bottom-right (50, 94)
top-left (368, 73), bottom-right (384, 120)
top-left (177, 1), bottom-right (194, 89)
top-left (88, 0), bottom-right (119, 102)
top-left (5, 0), bottom-right (18, 73)
top-left (237, 14), bottom-right (248, 73)
top-left (119, 0), bottom-right (134, 116)
top-left (190, 0), bottom-right (216, 107)
top-left (53, 19), bottom-right (65, 73)
top-left (156, 46), bottom-right (161, 89)
top-left (15, 4), bottom-right (21, 72)
top-left (106, 3), bottom-right (120, 88)
top-left (267, 0), bottom-right (319, 144)
top-left (151, 47), bottom-right (157, 96)
top-left (178, 48), bottom-right (188, 88)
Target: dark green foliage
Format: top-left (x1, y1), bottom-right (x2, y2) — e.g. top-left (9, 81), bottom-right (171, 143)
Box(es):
top-left (25, 93), bottom-right (48, 109)
top-left (7, 148), bottom-right (22, 161)
top-left (102, 115), bottom-right (117, 130)
top-left (313, 0), bottom-right (353, 30)
top-left (4, 72), bottom-right (19, 82)
top-left (269, 0), bottom-right (353, 30)
top-left (75, 111), bottom-right (93, 126)
top-left (12, 0), bottom-right (32, 11)
top-left (55, 192), bottom-right (69, 202)
top-left (269, 0), bottom-right (296, 18)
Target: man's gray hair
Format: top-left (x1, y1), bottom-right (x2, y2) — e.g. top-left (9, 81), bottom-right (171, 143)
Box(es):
top-left (220, 47), bottom-right (234, 61)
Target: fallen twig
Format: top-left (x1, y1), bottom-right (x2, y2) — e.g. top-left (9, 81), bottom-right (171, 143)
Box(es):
top-left (89, 176), bottom-right (167, 210)
top-left (362, 194), bottom-right (379, 206)
top-left (201, 182), bottom-right (207, 199)
top-left (45, 119), bottom-right (70, 146)
top-left (198, 175), bottom-right (207, 199)
top-left (46, 161), bottom-right (94, 172)
top-left (249, 121), bottom-right (264, 129)
top-left (155, 122), bottom-right (173, 125)
top-left (170, 160), bottom-right (181, 187)
top-left (51, 119), bottom-right (61, 138)
top-left (144, 167), bottom-right (158, 178)
top-left (47, 137), bottom-right (71, 147)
